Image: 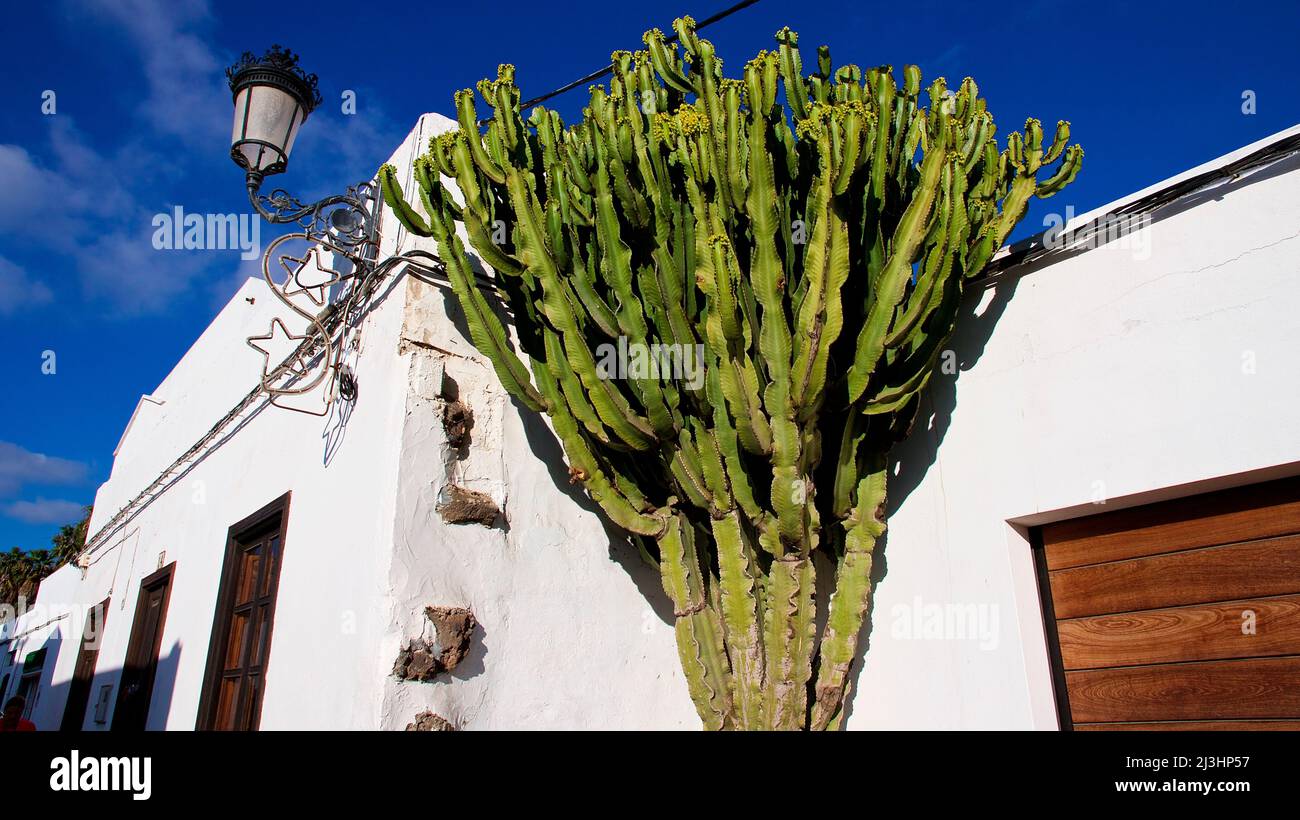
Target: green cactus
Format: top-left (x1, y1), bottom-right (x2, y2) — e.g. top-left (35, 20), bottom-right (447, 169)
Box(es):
top-left (379, 17), bottom-right (1082, 730)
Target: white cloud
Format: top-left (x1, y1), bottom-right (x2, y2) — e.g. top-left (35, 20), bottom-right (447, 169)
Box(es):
top-left (0, 441), bottom-right (88, 496)
top-left (0, 131), bottom-right (213, 315)
top-left (78, 0), bottom-right (228, 149)
top-left (79, 224), bottom-right (214, 315)
top-left (0, 256), bottom-right (54, 315)
top-left (1, 0), bottom-right (403, 317)
top-left (3, 498), bottom-right (86, 525)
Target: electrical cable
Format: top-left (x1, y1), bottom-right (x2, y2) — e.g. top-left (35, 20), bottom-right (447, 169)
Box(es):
top-left (479, 0), bottom-right (762, 123)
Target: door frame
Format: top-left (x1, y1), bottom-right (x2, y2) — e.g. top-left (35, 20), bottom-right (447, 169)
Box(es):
top-left (195, 492), bottom-right (291, 730)
top-left (60, 596), bottom-right (110, 732)
top-left (112, 562), bottom-right (175, 730)
top-left (1026, 473), bottom-right (1300, 730)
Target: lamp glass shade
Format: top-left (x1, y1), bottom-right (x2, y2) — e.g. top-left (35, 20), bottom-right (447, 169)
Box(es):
top-left (231, 83), bottom-right (306, 176)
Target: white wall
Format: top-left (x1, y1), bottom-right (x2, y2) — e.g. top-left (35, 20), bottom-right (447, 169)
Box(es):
top-left (18, 112), bottom-right (698, 732)
top-left (371, 114), bottom-right (697, 729)
top-left (18, 112), bottom-right (1298, 731)
top-left (846, 133), bottom-right (1300, 729)
top-left (18, 203), bottom-right (416, 731)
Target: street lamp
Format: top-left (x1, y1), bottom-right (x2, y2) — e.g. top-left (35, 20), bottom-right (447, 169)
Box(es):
top-left (225, 45), bottom-right (376, 248)
top-left (223, 45), bottom-right (450, 417)
top-left (227, 44), bottom-right (321, 185)
top-left (224, 44), bottom-right (386, 416)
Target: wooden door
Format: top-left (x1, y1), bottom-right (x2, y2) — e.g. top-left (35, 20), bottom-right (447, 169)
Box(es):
top-left (1036, 475), bottom-right (1300, 730)
top-left (197, 494), bottom-right (289, 730)
top-left (112, 564), bottom-right (174, 730)
top-left (60, 597), bottom-right (109, 731)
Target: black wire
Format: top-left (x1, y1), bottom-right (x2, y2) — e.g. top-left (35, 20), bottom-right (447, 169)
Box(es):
top-left (478, 0), bottom-right (762, 124)
top-left (973, 131), bottom-right (1300, 286)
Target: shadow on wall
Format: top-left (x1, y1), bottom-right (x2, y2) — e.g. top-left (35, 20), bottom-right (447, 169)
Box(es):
top-left (832, 149), bottom-right (1300, 725)
top-left (436, 260), bottom-right (680, 627)
top-left (5, 629), bottom-right (63, 726)
top-left (439, 238), bottom-right (1018, 726)
top-left (836, 275), bottom-right (1020, 727)
top-left (14, 640), bottom-right (184, 731)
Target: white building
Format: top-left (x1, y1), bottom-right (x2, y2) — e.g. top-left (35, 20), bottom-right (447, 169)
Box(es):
top-left (3, 117), bottom-right (1298, 731)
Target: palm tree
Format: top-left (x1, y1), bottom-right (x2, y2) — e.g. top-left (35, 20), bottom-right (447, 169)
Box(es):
top-left (0, 547), bottom-right (42, 608)
top-left (0, 506), bottom-right (91, 609)
top-left (51, 505), bottom-right (92, 566)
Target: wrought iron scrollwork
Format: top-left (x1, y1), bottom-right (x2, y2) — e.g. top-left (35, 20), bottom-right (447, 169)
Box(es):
top-left (243, 174), bottom-right (381, 416)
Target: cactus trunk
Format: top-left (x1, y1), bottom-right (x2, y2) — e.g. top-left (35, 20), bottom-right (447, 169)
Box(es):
top-left (379, 18), bottom-right (1081, 729)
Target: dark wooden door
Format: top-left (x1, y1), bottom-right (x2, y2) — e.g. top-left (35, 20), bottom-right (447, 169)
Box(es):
top-left (211, 530), bottom-right (281, 730)
top-left (112, 564), bottom-right (174, 731)
top-left (1036, 475), bottom-right (1300, 730)
top-left (197, 494), bottom-right (289, 731)
top-left (60, 597), bottom-right (109, 731)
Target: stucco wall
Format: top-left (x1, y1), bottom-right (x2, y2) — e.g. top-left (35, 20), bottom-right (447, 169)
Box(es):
top-left (10, 208), bottom-right (417, 730)
top-left (11, 113), bottom-right (1298, 731)
top-left (371, 114), bottom-right (697, 729)
top-left (848, 133), bottom-right (1300, 729)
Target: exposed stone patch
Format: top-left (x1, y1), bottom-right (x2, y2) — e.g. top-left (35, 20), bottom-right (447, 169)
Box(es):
top-left (441, 399), bottom-right (474, 450)
top-left (392, 606), bottom-right (478, 681)
top-left (405, 711), bottom-right (455, 731)
top-left (436, 484), bottom-right (500, 526)
top-left (425, 605), bottom-right (477, 671)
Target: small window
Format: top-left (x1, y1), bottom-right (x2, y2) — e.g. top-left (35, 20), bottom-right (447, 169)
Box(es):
top-left (16, 647), bottom-right (47, 719)
top-left (197, 493), bottom-right (290, 730)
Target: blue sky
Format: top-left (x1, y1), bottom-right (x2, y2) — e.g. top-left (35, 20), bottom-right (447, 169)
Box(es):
top-left (1, 0), bottom-right (1297, 552)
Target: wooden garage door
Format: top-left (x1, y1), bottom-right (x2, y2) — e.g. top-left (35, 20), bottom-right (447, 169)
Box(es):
top-left (1036, 475), bottom-right (1300, 730)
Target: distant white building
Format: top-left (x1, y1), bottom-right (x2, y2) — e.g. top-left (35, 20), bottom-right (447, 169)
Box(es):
top-left (3, 118), bottom-right (1298, 731)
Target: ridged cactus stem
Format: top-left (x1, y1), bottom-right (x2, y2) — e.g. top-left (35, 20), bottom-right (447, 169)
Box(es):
top-left (379, 18), bottom-right (1081, 729)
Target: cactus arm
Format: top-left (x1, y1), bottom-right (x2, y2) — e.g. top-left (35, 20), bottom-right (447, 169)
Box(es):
top-left (668, 431), bottom-right (714, 510)
top-left (377, 164), bottom-right (433, 237)
top-left (883, 159), bottom-right (958, 349)
top-left (505, 165), bottom-right (659, 450)
top-left (543, 329), bottom-right (612, 445)
top-left (696, 225), bottom-right (773, 456)
top-left (404, 171), bottom-right (545, 413)
top-left (845, 114), bottom-right (949, 403)
top-left (744, 97), bottom-right (795, 399)
top-left (710, 510), bottom-right (768, 729)
top-left (707, 364), bottom-right (762, 521)
top-left (455, 89), bottom-right (506, 184)
top-left (656, 513), bottom-right (733, 729)
top-left (566, 228), bottom-right (622, 338)
top-left (589, 139), bottom-right (676, 436)
top-left (775, 27), bottom-right (810, 121)
top-left (723, 79), bottom-right (749, 211)
top-left (707, 235), bottom-right (745, 346)
top-left (830, 411), bottom-right (867, 519)
top-left (1035, 144), bottom-right (1085, 197)
top-left (763, 554), bottom-right (816, 729)
top-left (811, 447), bottom-right (887, 730)
top-left (644, 28), bottom-right (694, 94)
top-left (692, 422), bottom-right (730, 509)
top-left (461, 203), bottom-right (525, 277)
top-left (790, 126), bottom-right (852, 419)
top-left (1043, 119), bottom-right (1071, 164)
top-left (531, 356), bottom-right (663, 533)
